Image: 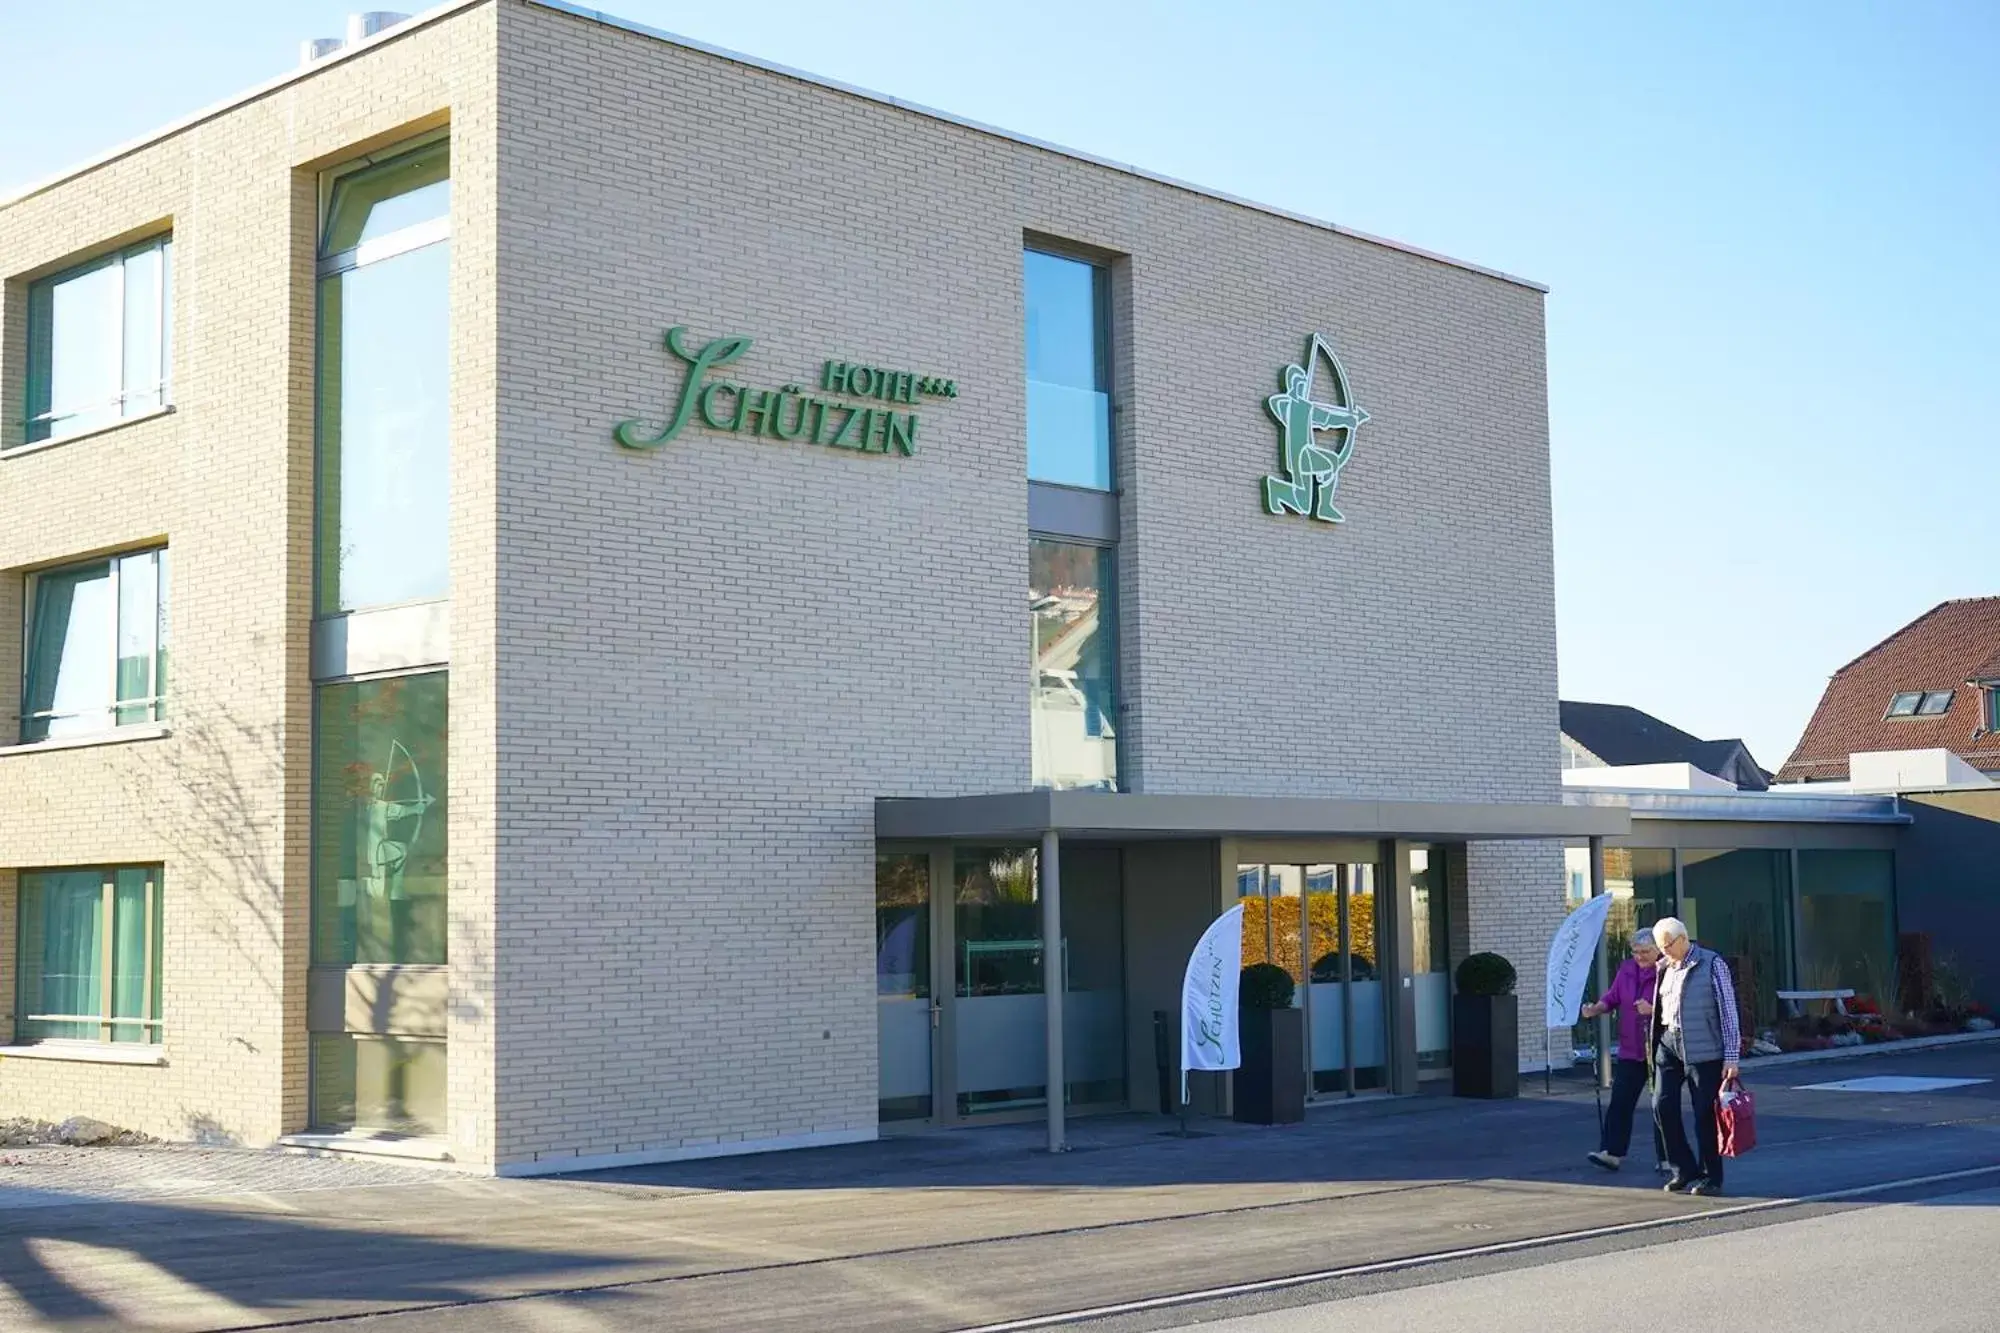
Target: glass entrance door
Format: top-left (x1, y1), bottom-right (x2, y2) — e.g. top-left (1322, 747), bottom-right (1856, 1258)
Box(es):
top-left (876, 844), bottom-right (1127, 1127)
top-left (1241, 859), bottom-right (1391, 1098)
top-left (1304, 863), bottom-right (1389, 1095)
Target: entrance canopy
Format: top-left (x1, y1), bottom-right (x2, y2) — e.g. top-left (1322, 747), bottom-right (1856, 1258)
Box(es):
top-left (876, 790), bottom-right (1631, 842)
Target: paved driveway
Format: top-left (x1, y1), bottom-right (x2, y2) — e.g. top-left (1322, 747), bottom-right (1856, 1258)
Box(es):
top-left (1, 1041), bottom-right (1996, 1330)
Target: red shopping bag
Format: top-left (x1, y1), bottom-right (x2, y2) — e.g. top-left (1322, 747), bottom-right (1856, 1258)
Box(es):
top-left (1717, 1074), bottom-right (1757, 1157)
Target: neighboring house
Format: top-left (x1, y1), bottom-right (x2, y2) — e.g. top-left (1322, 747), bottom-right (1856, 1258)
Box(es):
top-left (1779, 598), bottom-right (2000, 783)
top-left (1560, 700), bottom-right (1770, 791)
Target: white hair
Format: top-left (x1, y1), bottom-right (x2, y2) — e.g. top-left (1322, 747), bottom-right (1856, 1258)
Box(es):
top-left (1652, 917), bottom-right (1689, 946)
top-left (1630, 929), bottom-right (1659, 949)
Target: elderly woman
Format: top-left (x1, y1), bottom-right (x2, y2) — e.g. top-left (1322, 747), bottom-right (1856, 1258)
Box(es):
top-left (1582, 929), bottom-right (1669, 1174)
top-left (1649, 916), bottom-right (1741, 1197)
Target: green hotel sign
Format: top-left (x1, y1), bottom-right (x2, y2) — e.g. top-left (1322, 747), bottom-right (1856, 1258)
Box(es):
top-left (1261, 332), bottom-right (1369, 524)
top-left (616, 326), bottom-right (957, 457)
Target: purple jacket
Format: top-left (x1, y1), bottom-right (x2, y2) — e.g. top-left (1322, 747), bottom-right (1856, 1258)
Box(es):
top-left (1596, 958), bottom-right (1658, 1060)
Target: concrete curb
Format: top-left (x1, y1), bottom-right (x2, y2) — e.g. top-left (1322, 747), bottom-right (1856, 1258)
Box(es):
top-left (1738, 1028), bottom-right (2000, 1071)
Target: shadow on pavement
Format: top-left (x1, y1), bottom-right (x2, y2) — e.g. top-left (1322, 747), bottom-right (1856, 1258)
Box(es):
top-left (0, 1194), bottom-right (629, 1326)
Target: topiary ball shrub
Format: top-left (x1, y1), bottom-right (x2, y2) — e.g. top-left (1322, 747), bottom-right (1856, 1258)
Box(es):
top-left (1456, 952), bottom-right (1517, 997)
top-left (1239, 962), bottom-right (1296, 1011)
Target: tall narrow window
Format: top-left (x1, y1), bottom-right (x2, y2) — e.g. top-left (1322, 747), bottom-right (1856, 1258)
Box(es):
top-left (1030, 539), bottom-right (1117, 790)
top-left (22, 549), bottom-right (168, 742)
top-left (15, 867), bottom-right (163, 1045)
top-left (316, 139), bottom-right (450, 614)
top-left (312, 671), bottom-right (448, 967)
top-left (21, 235), bottom-right (172, 446)
top-left (1024, 250), bottom-right (1111, 490)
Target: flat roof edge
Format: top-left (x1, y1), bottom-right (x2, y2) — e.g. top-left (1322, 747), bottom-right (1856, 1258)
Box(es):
top-left (533, 1), bottom-right (1548, 294)
top-left (0, 0), bottom-right (491, 212)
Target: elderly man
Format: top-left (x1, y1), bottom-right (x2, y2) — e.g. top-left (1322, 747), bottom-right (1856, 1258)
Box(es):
top-left (1649, 917), bottom-right (1740, 1196)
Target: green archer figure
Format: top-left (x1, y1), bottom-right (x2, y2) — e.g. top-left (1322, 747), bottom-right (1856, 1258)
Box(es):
top-left (1261, 333), bottom-right (1370, 523)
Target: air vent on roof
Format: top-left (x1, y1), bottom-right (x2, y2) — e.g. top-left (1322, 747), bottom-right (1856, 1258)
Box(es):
top-left (346, 12), bottom-right (411, 45)
top-left (299, 37), bottom-right (344, 66)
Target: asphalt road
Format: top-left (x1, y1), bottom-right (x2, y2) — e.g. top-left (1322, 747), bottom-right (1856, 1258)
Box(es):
top-left (4, 1041), bottom-right (1999, 1331)
top-left (1171, 1184), bottom-right (2000, 1333)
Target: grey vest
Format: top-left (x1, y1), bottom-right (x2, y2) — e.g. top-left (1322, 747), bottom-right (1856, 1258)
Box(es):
top-left (1655, 947), bottom-right (1724, 1063)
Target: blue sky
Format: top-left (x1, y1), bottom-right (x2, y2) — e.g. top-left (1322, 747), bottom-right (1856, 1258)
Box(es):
top-left (5, 1), bottom-right (1995, 770)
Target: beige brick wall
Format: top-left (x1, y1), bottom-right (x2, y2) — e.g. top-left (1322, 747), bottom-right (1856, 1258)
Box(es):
top-left (1, 0), bottom-right (1566, 1167)
top-left (0, 5), bottom-right (500, 1160)
top-left (489, 2), bottom-right (1562, 1167)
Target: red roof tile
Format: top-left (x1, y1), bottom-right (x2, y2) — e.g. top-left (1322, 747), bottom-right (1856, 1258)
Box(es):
top-left (1778, 597), bottom-right (2000, 782)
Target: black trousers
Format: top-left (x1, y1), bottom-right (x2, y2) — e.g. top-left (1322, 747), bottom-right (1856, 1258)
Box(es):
top-left (1655, 1034), bottom-right (1726, 1185)
top-left (1600, 1058), bottom-right (1666, 1160)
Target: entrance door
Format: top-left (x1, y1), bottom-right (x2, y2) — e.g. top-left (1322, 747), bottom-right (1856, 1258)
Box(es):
top-left (1303, 863), bottom-right (1389, 1095)
top-left (878, 844), bottom-right (1126, 1128)
top-left (876, 852), bottom-right (938, 1124)
top-left (1239, 859), bottom-right (1391, 1098)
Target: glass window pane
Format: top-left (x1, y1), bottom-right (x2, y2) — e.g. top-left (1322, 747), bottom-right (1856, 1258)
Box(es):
top-left (115, 551), bottom-right (161, 724)
top-left (316, 242), bottom-right (451, 612)
top-left (24, 562), bottom-right (114, 741)
top-left (1680, 849), bottom-right (1793, 1031)
top-left (38, 258), bottom-right (124, 440)
top-left (1887, 692), bottom-right (1921, 717)
top-left (954, 847), bottom-right (1044, 1116)
top-left (323, 142), bottom-right (451, 253)
top-left (1917, 691), bottom-right (1953, 716)
top-left (1030, 539), bottom-right (1117, 790)
top-left (17, 871), bottom-right (104, 1041)
top-left (313, 673), bottom-right (448, 965)
top-left (110, 868), bottom-right (157, 1043)
top-left (1025, 250), bottom-right (1111, 489)
top-left (311, 1034), bottom-right (446, 1135)
top-left (1798, 850), bottom-right (1896, 1004)
top-left (121, 241), bottom-right (166, 414)
top-left (876, 853), bottom-right (932, 1123)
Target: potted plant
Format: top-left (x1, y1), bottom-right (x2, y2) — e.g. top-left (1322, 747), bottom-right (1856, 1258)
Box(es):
top-left (1234, 963), bottom-right (1305, 1124)
top-left (1452, 952), bottom-right (1519, 1099)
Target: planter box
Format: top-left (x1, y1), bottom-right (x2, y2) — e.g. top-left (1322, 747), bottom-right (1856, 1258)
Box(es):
top-left (1451, 993), bottom-right (1518, 1099)
top-left (1234, 1006), bottom-right (1306, 1124)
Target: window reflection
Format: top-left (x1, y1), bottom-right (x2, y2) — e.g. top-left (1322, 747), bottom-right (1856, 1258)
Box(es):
top-left (312, 672), bottom-right (448, 966)
top-left (1025, 250), bottom-right (1111, 490)
top-left (1030, 539), bottom-right (1117, 790)
top-left (317, 139), bottom-right (450, 614)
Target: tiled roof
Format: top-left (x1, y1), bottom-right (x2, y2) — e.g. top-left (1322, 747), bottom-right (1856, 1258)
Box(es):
top-left (1777, 597), bottom-right (2000, 782)
top-left (1559, 701), bottom-right (1769, 790)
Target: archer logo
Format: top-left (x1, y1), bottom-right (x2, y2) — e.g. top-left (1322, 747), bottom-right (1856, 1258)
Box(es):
top-left (1260, 333), bottom-right (1370, 524)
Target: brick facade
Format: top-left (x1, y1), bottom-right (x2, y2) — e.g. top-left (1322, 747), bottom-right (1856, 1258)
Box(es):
top-left (1, 0), bottom-right (1564, 1171)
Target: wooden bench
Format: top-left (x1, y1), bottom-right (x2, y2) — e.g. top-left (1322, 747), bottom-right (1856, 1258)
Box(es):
top-left (1777, 988), bottom-right (1855, 1017)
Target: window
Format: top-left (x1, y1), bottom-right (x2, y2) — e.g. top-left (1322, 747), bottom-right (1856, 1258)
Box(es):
top-left (15, 867), bottom-right (163, 1044)
top-left (1024, 250), bottom-right (1111, 490)
top-left (1987, 687), bottom-right (2000, 733)
top-left (312, 671), bottom-right (447, 965)
top-left (311, 1033), bottom-right (445, 1136)
top-left (1916, 690), bottom-right (1954, 716)
top-left (21, 548), bottom-right (168, 742)
top-left (22, 235), bottom-right (172, 445)
top-left (1885, 692), bottom-right (1923, 718)
top-left (317, 138), bottom-right (450, 614)
top-left (1030, 539), bottom-right (1117, 790)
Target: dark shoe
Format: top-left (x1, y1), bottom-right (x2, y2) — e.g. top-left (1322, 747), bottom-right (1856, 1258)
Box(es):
top-left (1587, 1151), bottom-right (1622, 1172)
top-left (1664, 1175), bottom-right (1696, 1193)
top-left (1687, 1179), bottom-right (1725, 1197)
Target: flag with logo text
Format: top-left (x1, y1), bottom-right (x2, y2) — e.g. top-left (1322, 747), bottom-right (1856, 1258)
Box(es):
top-left (1179, 905), bottom-right (1245, 1105)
